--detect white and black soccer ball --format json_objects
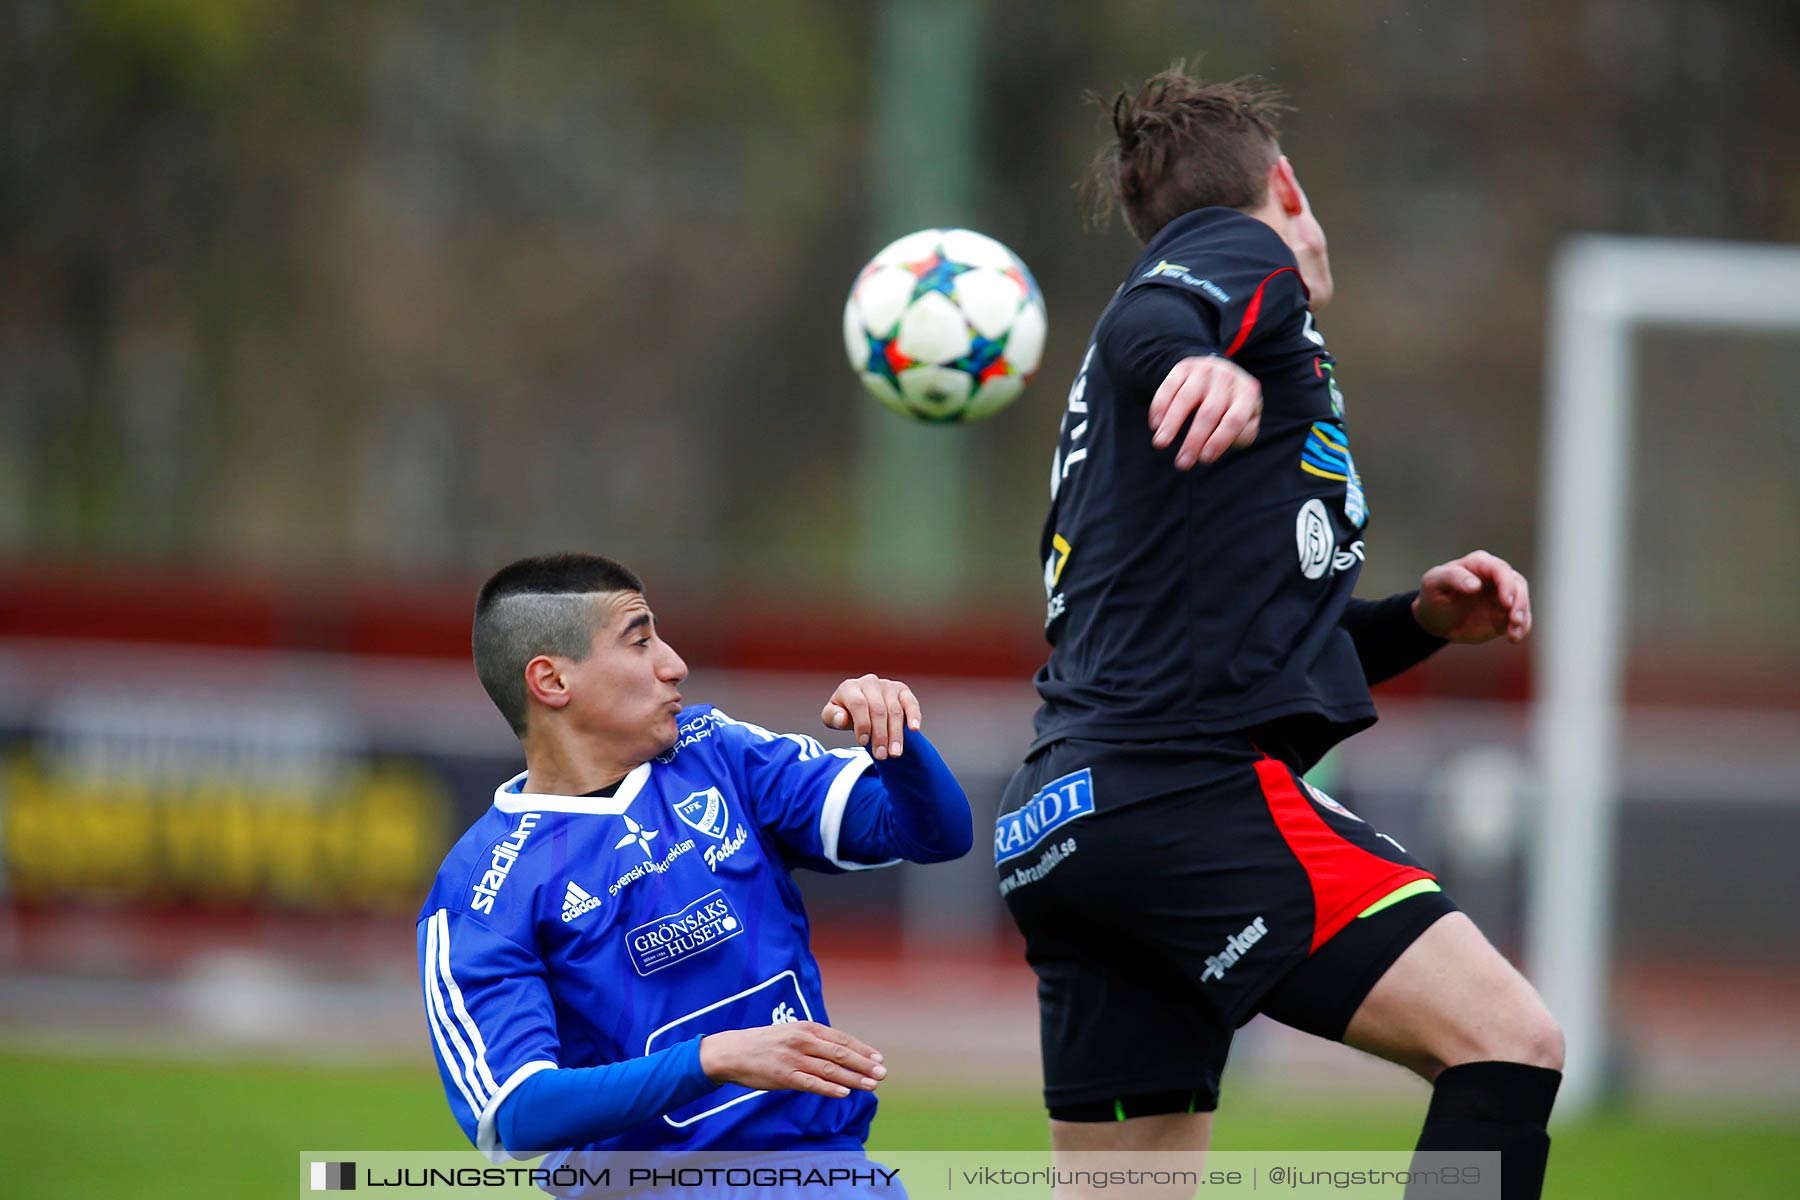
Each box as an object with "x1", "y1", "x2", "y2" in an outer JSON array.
[{"x1": 842, "y1": 228, "x2": 1047, "y2": 423}]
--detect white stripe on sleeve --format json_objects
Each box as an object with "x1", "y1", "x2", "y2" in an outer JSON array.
[
  {"x1": 425, "y1": 913, "x2": 491, "y2": 1111},
  {"x1": 434, "y1": 909, "x2": 502, "y2": 1096},
  {"x1": 818, "y1": 749, "x2": 899, "y2": 871},
  {"x1": 423, "y1": 910, "x2": 487, "y2": 1120},
  {"x1": 714, "y1": 710, "x2": 824, "y2": 760}
]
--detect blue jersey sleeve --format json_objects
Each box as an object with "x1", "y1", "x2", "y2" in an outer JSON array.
[
  {"x1": 835, "y1": 729, "x2": 974, "y2": 865},
  {"x1": 494, "y1": 1037, "x2": 716, "y2": 1154},
  {"x1": 418, "y1": 908, "x2": 560, "y2": 1161},
  {"x1": 707, "y1": 709, "x2": 888, "y2": 873}
]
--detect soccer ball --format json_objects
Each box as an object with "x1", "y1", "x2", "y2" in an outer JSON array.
[{"x1": 842, "y1": 228, "x2": 1047, "y2": 423}]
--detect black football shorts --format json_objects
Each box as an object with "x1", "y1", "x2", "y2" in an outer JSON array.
[{"x1": 995, "y1": 734, "x2": 1457, "y2": 1116}]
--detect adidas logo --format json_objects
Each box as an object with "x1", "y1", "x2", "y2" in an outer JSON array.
[{"x1": 561, "y1": 881, "x2": 603, "y2": 924}]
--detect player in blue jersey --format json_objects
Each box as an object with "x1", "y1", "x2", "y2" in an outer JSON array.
[
  {"x1": 420, "y1": 553, "x2": 972, "y2": 1176},
  {"x1": 996, "y1": 70, "x2": 1562, "y2": 1199}
]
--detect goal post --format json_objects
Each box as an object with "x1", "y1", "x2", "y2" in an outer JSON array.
[{"x1": 1530, "y1": 235, "x2": 1800, "y2": 1119}]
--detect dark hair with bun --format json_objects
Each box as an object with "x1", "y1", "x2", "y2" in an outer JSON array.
[{"x1": 1084, "y1": 65, "x2": 1286, "y2": 243}]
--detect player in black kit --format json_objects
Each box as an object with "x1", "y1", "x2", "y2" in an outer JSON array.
[{"x1": 997, "y1": 70, "x2": 1563, "y2": 1199}]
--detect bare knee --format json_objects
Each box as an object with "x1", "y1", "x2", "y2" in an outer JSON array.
[
  {"x1": 1519, "y1": 1010, "x2": 1566, "y2": 1072},
  {"x1": 1344, "y1": 915, "x2": 1566, "y2": 1081},
  {"x1": 1440, "y1": 1003, "x2": 1565, "y2": 1077}
]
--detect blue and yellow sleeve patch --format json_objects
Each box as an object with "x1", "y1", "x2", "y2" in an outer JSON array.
[
  {"x1": 1300, "y1": 421, "x2": 1367, "y2": 528},
  {"x1": 1301, "y1": 421, "x2": 1350, "y2": 481}
]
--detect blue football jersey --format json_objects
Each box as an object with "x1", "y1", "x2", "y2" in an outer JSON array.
[{"x1": 418, "y1": 705, "x2": 893, "y2": 1161}]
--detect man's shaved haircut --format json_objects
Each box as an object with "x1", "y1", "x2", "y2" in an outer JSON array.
[{"x1": 473, "y1": 553, "x2": 644, "y2": 737}]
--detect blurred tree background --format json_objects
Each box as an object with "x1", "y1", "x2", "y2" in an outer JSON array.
[{"x1": 4, "y1": 0, "x2": 1798, "y2": 636}]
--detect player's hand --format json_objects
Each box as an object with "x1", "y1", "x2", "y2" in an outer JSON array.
[
  {"x1": 1149, "y1": 355, "x2": 1262, "y2": 469},
  {"x1": 1412, "y1": 551, "x2": 1532, "y2": 644},
  {"x1": 698, "y1": 1021, "x2": 886, "y2": 1098},
  {"x1": 822, "y1": 674, "x2": 921, "y2": 760}
]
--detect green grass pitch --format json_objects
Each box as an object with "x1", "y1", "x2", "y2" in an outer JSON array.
[{"x1": 3, "y1": 1051, "x2": 1796, "y2": 1198}]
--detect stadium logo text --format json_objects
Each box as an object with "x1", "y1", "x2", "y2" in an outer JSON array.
[
  {"x1": 471, "y1": 812, "x2": 540, "y2": 914},
  {"x1": 995, "y1": 769, "x2": 1095, "y2": 866},
  {"x1": 627, "y1": 889, "x2": 743, "y2": 976},
  {"x1": 1200, "y1": 916, "x2": 1268, "y2": 982}
]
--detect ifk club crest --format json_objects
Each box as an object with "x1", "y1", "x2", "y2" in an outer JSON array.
[{"x1": 674, "y1": 787, "x2": 731, "y2": 839}]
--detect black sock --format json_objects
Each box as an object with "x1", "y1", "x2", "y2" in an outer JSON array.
[{"x1": 1406, "y1": 1060, "x2": 1561, "y2": 1200}]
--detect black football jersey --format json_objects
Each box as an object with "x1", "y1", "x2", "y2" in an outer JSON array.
[{"x1": 1033, "y1": 207, "x2": 1378, "y2": 766}]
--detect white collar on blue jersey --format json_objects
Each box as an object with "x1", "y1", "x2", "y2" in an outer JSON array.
[{"x1": 492, "y1": 760, "x2": 653, "y2": 815}]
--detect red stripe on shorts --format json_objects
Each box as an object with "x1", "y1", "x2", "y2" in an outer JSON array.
[{"x1": 1252, "y1": 756, "x2": 1436, "y2": 952}]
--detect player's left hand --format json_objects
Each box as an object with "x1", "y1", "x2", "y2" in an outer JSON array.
[
  {"x1": 822, "y1": 674, "x2": 921, "y2": 760},
  {"x1": 1149, "y1": 355, "x2": 1263, "y2": 470},
  {"x1": 1412, "y1": 550, "x2": 1532, "y2": 644}
]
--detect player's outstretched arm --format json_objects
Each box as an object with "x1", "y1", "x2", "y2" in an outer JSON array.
[
  {"x1": 700, "y1": 1020, "x2": 886, "y2": 1098},
  {"x1": 1149, "y1": 354, "x2": 1263, "y2": 469},
  {"x1": 492, "y1": 1021, "x2": 884, "y2": 1155}
]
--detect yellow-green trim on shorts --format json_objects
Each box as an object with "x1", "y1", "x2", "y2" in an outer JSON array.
[{"x1": 1357, "y1": 878, "x2": 1442, "y2": 919}]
